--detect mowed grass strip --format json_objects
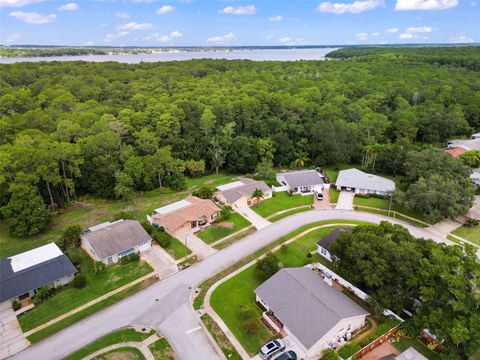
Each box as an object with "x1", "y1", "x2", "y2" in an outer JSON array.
[
  {"x1": 198, "y1": 213, "x2": 251, "y2": 244},
  {"x1": 252, "y1": 192, "x2": 313, "y2": 218},
  {"x1": 201, "y1": 313, "x2": 242, "y2": 360},
  {"x1": 92, "y1": 347, "x2": 146, "y2": 360},
  {"x1": 148, "y1": 338, "x2": 176, "y2": 360},
  {"x1": 452, "y1": 225, "x2": 480, "y2": 246},
  {"x1": 19, "y1": 248, "x2": 153, "y2": 332},
  {"x1": 64, "y1": 327, "x2": 154, "y2": 360},
  {"x1": 268, "y1": 207, "x2": 311, "y2": 222}
]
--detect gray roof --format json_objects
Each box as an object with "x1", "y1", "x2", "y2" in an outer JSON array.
[
  {"x1": 219, "y1": 178, "x2": 271, "y2": 204},
  {"x1": 396, "y1": 347, "x2": 428, "y2": 360},
  {"x1": 254, "y1": 268, "x2": 368, "y2": 349},
  {"x1": 0, "y1": 251, "x2": 77, "y2": 302},
  {"x1": 448, "y1": 138, "x2": 480, "y2": 151},
  {"x1": 336, "y1": 168, "x2": 395, "y2": 193},
  {"x1": 277, "y1": 170, "x2": 324, "y2": 188},
  {"x1": 317, "y1": 228, "x2": 353, "y2": 250},
  {"x1": 82, "y1": 220, "x2": 151, "y2": 259}
]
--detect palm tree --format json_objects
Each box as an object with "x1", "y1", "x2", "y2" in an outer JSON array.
[{"x1": 252, "y1": 188, "x2": 264, "y2": 205}]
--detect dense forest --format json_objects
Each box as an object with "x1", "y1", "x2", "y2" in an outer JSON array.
[{"x1": 1, "y1": 46, "x2": 479, "y2": 235}]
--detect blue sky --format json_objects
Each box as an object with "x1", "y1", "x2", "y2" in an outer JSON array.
[{"x1": 0, "y1": 0, "x2": 478, "y2": 46}]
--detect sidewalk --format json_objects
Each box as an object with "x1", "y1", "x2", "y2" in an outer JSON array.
[
  {"x1": 182, "y1": 232, "x2": 217, "y2": 259},
  {"x1": 236, "y1": 206, "x2": 271, "y2": 229}
]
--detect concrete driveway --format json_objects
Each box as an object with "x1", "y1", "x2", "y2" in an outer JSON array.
[
  {"x1": 0, "y1": 302, "x2": 29, "y2": 359},
  {"x1": 335, "y1": 191, "x2": 354, "y2": 210},
  {"x1": 141, "y1": 245, "x2": 178, "y2": 278},
  {"x1": 181, "y1": 232, "x2": 217, "y2": 259},
  {"x1": 467, "y1": 195, "x2": 480, "y2": 220},
  {"x1": 11, "y1": 210, "x2": 466, "y2": 360},
  {"x1": 236, "y1": 206, "x2": 271, "y2": 229}
]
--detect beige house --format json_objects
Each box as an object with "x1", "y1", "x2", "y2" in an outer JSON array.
[
  {"x1": 255, "y1": 268, "x2": 369, "y2": 358},
  {"x1": 149, "y1": 196, "x2": 221, "y2": 236},
  {"x1": 215, "y1": 178, "x2": 272, "y2": 208}
]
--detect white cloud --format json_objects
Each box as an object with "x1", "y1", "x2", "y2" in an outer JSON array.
[
  {"x1": 0, "y1": 0, "x2": 42, "y2": 8},
  {"x1": 394, "y1": 0, "x2": 458, "y2": 10},
  {"x1": 269, "y1": 15, "x2": 283, "y2": 22},
  {"x1": 386, "y1": 27, "x2": 399, "y2": 33},
  {"x1": 83, "y1": 40, "x2": 94, "y2": 46},
  {"x1": 9, "y1": 11, "x2": 56, "y2": 24},
  {"x1": 156, "y1": 5, "x2": 175, "y2": 15},
  {"x1": 206, "y1": 32, "x2": 237, "y2": 44},
  {"x1": 356, "y1": 32, "x2": 369, "y2": 40},
  {"x1": 278, "y1": 36, "x2": 305, "y2": 45},
  {"x1": 58, "y1": 2, "x2": 78, "y2": 11},
  {"x1": 449, "y1": 35, "x2": 474, "y2": 43},
  {"x1": 317, "y1": 0, "x2": 384, "y2": 14},
  {"x1": 406, "y1": 26, "x2": 433, "y2": 32},
  {"x1": 371, "y1": 32, "x2": 380, "y2": 36},
  {"x1": 6, "y1": 32, "x2": 21, "y2": 42},
  {"x1": 117, "y1": 31, "x2": 129, "y2": 37},
  {"x1": 115, "y1": 11, "x2": 130, "y2": 19},
  {"x1": 399, "y1": 33, "x2": 416, "y2": 39},
  {"x1": 117, "y1": 22, "x2": 153, "y2": 31},
  {"x1": 145, "y1": 30, "x2": 182, "y2": 43},
  {"x1": 103, "y1": 33, "x2": 115, "y2": 43},
  {"x1": 219, "y1": 5, "x2": 256, "y2": 15}
]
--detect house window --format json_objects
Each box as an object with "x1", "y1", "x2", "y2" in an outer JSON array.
[
  {"x1": 347, "y1": 324, "x2": 352, "y2": 331},
  {"x1": 107, "y1": 257, "x2": 113, "y2": 264},
  {"x1": 321, "y1": 249, "x2": 327, "y2": 255}
]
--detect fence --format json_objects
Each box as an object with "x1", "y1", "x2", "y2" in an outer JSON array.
[{"x1": 354, "y1": 325, "x2": 401, "y2": 359}]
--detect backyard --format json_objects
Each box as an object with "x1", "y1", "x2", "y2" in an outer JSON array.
[
  {"x1": 252, "y1": 192, "x2": 313, "y2": 218},
  {"x1": 197, "y1": 213, "x2": 251, "y2": 244},
  {"x1": 452, "y1": 224, "x2": 480, "y2": 246},
  {"x1": 18, "y1": 248, "x2": 153, "y2": 332},
  {"x1": 0, "y1": 172, "x2": 238, "y2": 258},
  {"x1": 209, "y1": 225, "x2": 359, "y2": 355}
]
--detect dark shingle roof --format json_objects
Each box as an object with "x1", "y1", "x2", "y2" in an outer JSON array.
[
  {"x1": 0, "y1": 253, "x2": 77, "y2": 302},
  {"x1": 316, "y1": 228, "x2": 353, "y2": 250},
  {"x1": 278, "y1": 170, "x2": 324, "y2": 188},
  {"x1": 255, "y1": 268, "x2": 368, "y2": 349}
]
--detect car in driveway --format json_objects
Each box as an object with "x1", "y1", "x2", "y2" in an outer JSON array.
[
  {"x1": 316, "y1": 191, "x2": 324, "y2": 200},
  {"x1": 273, "y1": 350, "x2": 297, "y2": 360},
  {"x1": 259, "y1": 339, "x2": 286, "y2": 359}
]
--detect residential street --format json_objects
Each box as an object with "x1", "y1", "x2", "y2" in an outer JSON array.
[{"x1": 10, "y1": 209, "x2": 467, "y2": 360}]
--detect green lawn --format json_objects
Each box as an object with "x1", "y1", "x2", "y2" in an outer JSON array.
[
  {"x1": 252, "y1": 192, "x2": 313, "y2": 218},
  {"x1": 19, "y1": 248, "x2": 153, "y2": 332},
  {"x1": 268, "y1": 207, "x2": 311, "y2": 222},
  {"x1": 329, "y1": 187, "x2": 339, "y2": 203},
  {"x1": 0, "y1": 172, "x2": 238, "y2": 258},
  {"x1": 452, "y1": 225, "x2": 480, "y2": 246},
  {"x1": 210, "y1": 224, "x2": 364, "y2": 355},
  {"x1": 165, "y1": 236, "x2": 192, "y2": 259},
  {"x1": 201, "y1": 313, "x2": 242, "y2": 360},
  {"x1": 198, "y1": 213, "x2": 251, "y2": 244},
  {"x1": 149, "y1": 338, "x2": 175, "y2": 360},
  {"x1": 92, "y1": 347, "x2": 146, "y2": 360},
  {"x1": 393, "y1": 337, "x2": 440, "y2": 360},
  {"x1": 64, "y1": 327, "x2": 155, "y2": 360}
]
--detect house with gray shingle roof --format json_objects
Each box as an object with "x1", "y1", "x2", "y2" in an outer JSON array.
[
  {"x1": 276, "y1": 169, "x2": 324, "y2": 195},
  {"x1": 254, "y1": 267, "x2": 369, "y2": 357},
  {"x1": 81, "y1": 220, "x2": 152, "y2": 264},
  {"x1": 215, "y1": 178, "x2": 272, "y2": 208},
  {"x1": 335, "y1": 168, "x2": 395, "y2": 196}
]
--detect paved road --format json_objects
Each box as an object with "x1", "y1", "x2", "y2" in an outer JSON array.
[{"x1": 10, "y1": 210, "x2": 462, "y2": 360}]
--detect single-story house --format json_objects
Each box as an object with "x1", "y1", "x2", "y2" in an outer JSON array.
[
  {"x1": 149, "y1": 196, "x2": 221, "y2": 236},
  {"x1": 316, "y1": 228, "x2": 353, "y2": 262},
  {"x1": 471, "y1": 169, "x2": 480, "y2": 187},
  {"x1": 276, "y1": 169, "x2": 324, "y2": 194},
  {"x1": 215, "y1": 178, "x2": 272, "y2": 208},
  {"x1": 394, "y1": 347, "x2": 428, "y2": 360},
  {"x1": 255, "y1": 268, "x2": 369, "y2": 357},
  {"x1": 445, "y1": 137, "x2": 480, "y2": 158},
  {"x1": 335, "y1": 168, "x2": 395, "y2": 196},
  {"x1": 472, "y1": 132, "x2": 480, "y2": 140},
  {"x1": 0, "y1": 243, "x2": 77, "y2": 305},
  {"x1": 81, "y1": 220, "x2": 152, "y2": 264}
]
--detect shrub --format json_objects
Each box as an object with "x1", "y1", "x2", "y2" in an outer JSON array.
[
  {"x1": 32, "y1": 286, "x2": 56, "y2": 304},
  {"x1": 67, "y1": 251, "x2": 82, "y2": 267},
  {"x1": 321, "y1": 348, "x2": 341, "y2": 360},
  {"x1": 140, "y1": 220, "x2": 154, "y2": 235},
  {"x1": 113, "y1": 211, "x2": 138, "y2": 221},
  {"x1": 91, "y1": 261, "x2": 106, "y2": 276},
  {"x1": 465, "y1": 218, "x2": 479, "y2": 227},
  {"x1": 338, "y1": 343, "x2": 361, "y2": 359},
  {"x1": 165, "y1": 173, "x2": 187, "y2": 191},
  {"x1": 244, "y1": 319, "x2": 261, "y2": 334},
  {"x1": 192, "y1": 185, "x2": 213, "y2": 199},
  {"x1": 255, "y1": 253, "x2": 279, "y2": 280},
  {"x1": 12, "y1": 300, "x2": 21, "y2": 311},
  {"x1": 152, "y1": 231, "x2": 172, "y2": 248},
  {"x1": 61, "y1": 224, "x2": 82, "y2": 250},
  {"x1": 215, "y1": 206, "x2": 232, "y2": 222},
  {"x1": 128, "y1": 252, "x2": 140, "y2": 262},
  {"x1": 306, "y1": 252, "x2": 312, "y2": 258},
  {"x1": 72, "y1": 274, "x2": 87, "y2": 288}
]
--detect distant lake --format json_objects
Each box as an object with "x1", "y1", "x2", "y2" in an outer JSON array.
[{"x1": 0, "y1": 47, "x2": 338, "y2": 64}]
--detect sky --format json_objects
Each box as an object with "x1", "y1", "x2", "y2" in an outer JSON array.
[{"x1": 0, "y1": 0, "x2": 478, "y2": 46}]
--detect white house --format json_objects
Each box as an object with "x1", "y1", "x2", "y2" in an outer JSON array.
[
  {"x1": 316, "y1": 228, "x2": 352, "y2": 262},
  {"x1": 471, "y1": 169, "x2": 480, "y2": 187},
  {"x1": 276, "y1": 170, "x2": 324, "y2": 195},
  {"x1": 215, "y1": 178, "x2": 272, "y2": 208},
  {"x1": 81, "y1": 220, "x2": 152, "y2": 264},
  {"x1": 254, "y1": 268, "x2": 369, "y2": 358},
  {"x1": 0, "y1": 243, "x2": 77, "y2": 305},
  {"x1": 335, "y1": 168, "x2": 395, "y2": 196}
]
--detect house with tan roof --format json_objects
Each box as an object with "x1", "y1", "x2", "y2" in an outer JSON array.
[
  {"x1": 215, "y1": 178, "x2": 272, "y2": 208},
  {"x1": 149, "y1": 196, "x2": 221, "y2": 236}
]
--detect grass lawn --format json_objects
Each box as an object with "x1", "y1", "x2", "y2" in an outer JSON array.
[
  {"x1": 452, "y1": 225, "x2": 480, "y2": 246},
  {"x1": 252, "y1": 192, "x2": 313, "y2": 218},
  {"x1": 148, "y1": 338, "x2": 175, "y2": 360},
  {"x1": 329, "y1": 188, "x2": 339, "y2": 203},
  {"x1": 164, "y1": 236, "x2": 191, "y2": 259},
  {"x1": 198, "y1": 213, "x2": 251, "y2": 244},
  {"x1": 92, "y1": 347, "x2": 146, "y2": 360},
  {"x1": 213, "y1": 228, "x2": 257, "y2": 250},
  {"x1": 0, "y1": 172, "x2": 238, "y2": 258},
  {"x1": 210, "y1": 224, "x2": 364, "y2": 355},
  {"x1": 268, "y1": 207, "x2": 311, "y2": 222},
  {"x1": 64, "y1": 327, "x2": 154, "y2": 360},
  {"x1": 201, "y1": 313, "x2": 242, "y2": 360},
  {"x1": 393, "y1": 337, "x2": 440, "y2": 360},
  {"x1": 19, "y1": 248, "x2": 153, "y2": 332}
]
